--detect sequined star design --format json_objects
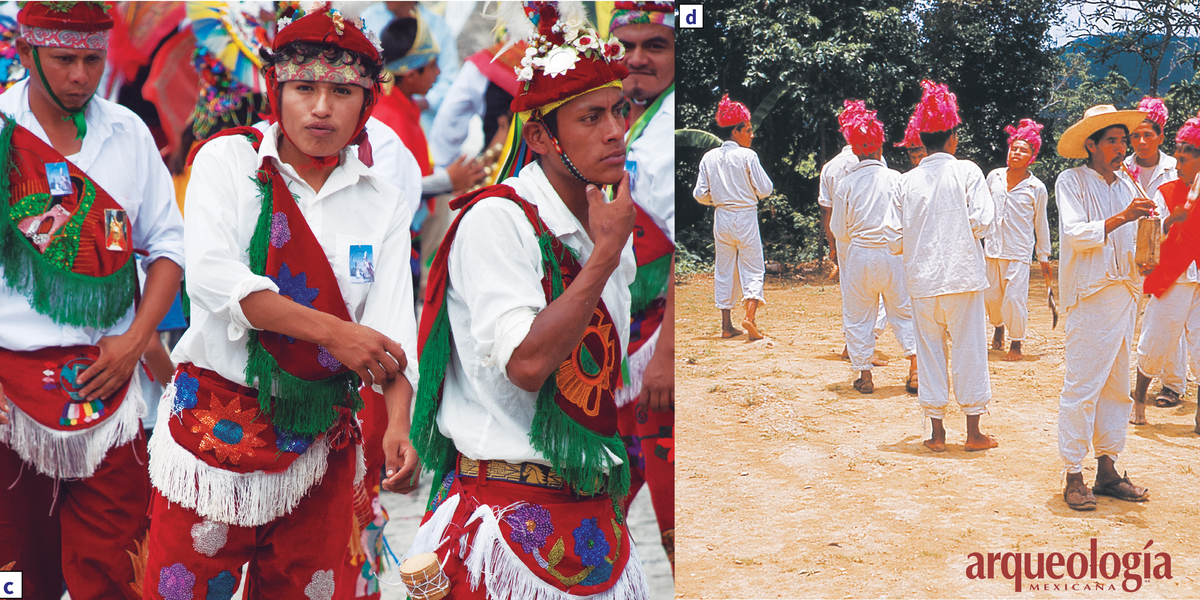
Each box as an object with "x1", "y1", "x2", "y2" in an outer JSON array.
[
  {"x1": 190, "y1": 394, "x2": 268, "y2": 465},
  {"x1": 267, "y1": 263, "x2": 319, "y2": 343}
]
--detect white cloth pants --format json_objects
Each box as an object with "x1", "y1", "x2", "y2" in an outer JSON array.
[
  {"x1": 838, "y1": 240, "x2": 888, "y2": 338},
  {"x1": 1058, "y1": 283, "x2": 1137, "y2": 474},
  {"x1": 911, "y1": 291, "x2": 991, "y2": 419},
  {"x1": 1136, "y1": 281, "x2": 1200, "y2": 392},
  {"x1": 984, "y1": 258, "x2": 1031, "y2": 341},
  {"x1": 841, "y1": 245, "x2": 916, "y2": 371},
  {"x1": 714, "y1": 207, "x2": 765, "y2": 309}
]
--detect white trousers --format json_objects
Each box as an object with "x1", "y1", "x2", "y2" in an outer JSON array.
[
  {"x1": 841, "y1": 245, "x2": 916, "y2": 371},
  {"x1": 714, "y1": 208, "x2": 765, "y2": 310},
  {"x1": 838, "y1": 240, "x2": 887, "y2": 338},
  {"x1": 984, "y1": 258, "x2": 1031, "y2": 341},
  {"x1": 1136, "y1": 281, "x2": 1200, "y2": 392},
  {"x1": 1058, "y1": 283, "x2": 1136, "y2": 474},
  {"x1": 912, "y1": 291, "x2": 991, "y2": 419}
]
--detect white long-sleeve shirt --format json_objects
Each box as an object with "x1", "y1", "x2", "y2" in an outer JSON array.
[
  {"x1": 693, "y1": 141, "x2": 773, "y2": 210},
  {"x1": 885, "y1": 152, "x2": 994, "y2": 298},
  {"x1": 0, "y1": 79, "x2": 184, "y2": 351},
  {"x1": 438, "y1": 162, "x2": 635, "y2": 466},
  {"x1": 428, "y1": 60, "x2": 488, "y2": 169},
  {"x1": 830, "y1": 158, "x2": 900, "y2": 249},
  {"x1": 628, "y1": 90, "x2": 675, "y2": 241},
  {"x1": 171, "y1": 123, "x2": 419, "y2": 394},
  {"x1": 818, "y1": 145, "x2": 857, "y2": 209},
  {"x1": 1124, "y1": 151, "x2": 1176, "y2": 200},
  {"x1": 983, "y1": 168, "x2": 1052, "y2": 263},
  {"x1": 1055, "y1": 165, "x2": 1141, "y2": 313}
]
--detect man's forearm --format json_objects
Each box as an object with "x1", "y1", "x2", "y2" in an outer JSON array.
[
  {"x1": 506, "y1": 248, "x2": 620, "y2": 392},
  {"x1": 382, "y1": 375, "x2": 414, "y2": 431},
  {"x1": 241, "y1": 290, "x2": 341, "y2": 347}
]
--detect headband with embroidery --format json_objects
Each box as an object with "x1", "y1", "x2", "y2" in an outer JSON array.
[
  {"x1": 716, "y1": 93, "x2": 750, "y2": 128},
  {"x1": 1138, "y1": 96, "x2": 1168, "y2": 129},
  {"x1": 17, "y1": 1, "x2": 112, "y2": 50},
  {"x1": 610, "y1": 1, "x2": 675, "y2": 30},
  {"x1": 915, "y1": 79, "x2": 961, "y2": 134},
  {"x1": 838, "y1": 99, "x2": 884, "y2": 155},
  {"x1": 1005, "y1": 118, "x2": 1044, "y2": 163}
]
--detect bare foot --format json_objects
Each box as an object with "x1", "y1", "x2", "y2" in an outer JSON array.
[
  {"x1": 1130, "y1": 400, "x2": 1147, "y2": 425},
  {"x1": 1003, "y1": 349, "x2": 1022, "y2": 361},
  {"x1": 923, "y1": 438, "x2": 946, "y2": 452},
  {"x1": 722, "y1": 328, "x2": 743, "y2": 339},
  {"x1": 964, "y1": 433, "x2": 999, "y2": 451},
  {"x1": 742, "y1": 320, "x2": 763, "y2": 341},
  {"x1": 871, "y1": 354, "x2": 890, "y2": 367},
  {"x1": 991, "y1": 326, "x2": 1005, "y2": 351}
]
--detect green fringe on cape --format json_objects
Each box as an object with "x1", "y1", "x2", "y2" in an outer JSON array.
[
  {"x1": 0, "y1": 116, "x2": 136, "y2": 329},
  {"x1": 241, "y1": 166, "x2": 362, "y2": 436},
  {"x1": 629, "y1": 253, "x2": 672, "y2": 314}
]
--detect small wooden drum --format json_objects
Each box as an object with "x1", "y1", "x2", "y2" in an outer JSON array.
[
  {"x1": 399, "y1": 553, "x2": 450, "y2": 600},
  {"x1": 1136, "y1": 217, "x2": 1162, "y2": 268}
]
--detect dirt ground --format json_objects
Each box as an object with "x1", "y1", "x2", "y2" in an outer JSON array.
[{"x1": 675, "y1": 263, "x2": 1200, "y2": 598}]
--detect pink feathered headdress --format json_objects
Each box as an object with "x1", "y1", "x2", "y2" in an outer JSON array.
[
  {"x1": 895, "y1": 112, "x2": 923, "y2": 148},
  {"x1": 914, "y1": 80, "x2": 961, "y2": 133},
  {"x1": 1138, "y1": 96, "x2": 1168, "y2": 129},
  {"x1": 838, "y1": 99, "x2": 884, "y2": 155},
  {"x1": 716, "y1": 93, "x2": 751, "y2": 128},
  {"x1": 1005, "y1": 118, "x2": 1044, "y2": 162},
  {"x1": 1177, "y1": 111, "x2": 1200, "y2": 148}
]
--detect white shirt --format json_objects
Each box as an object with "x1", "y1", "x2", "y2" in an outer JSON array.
[
  {"x1": 830, "y1": 158, "x2": 900, "y2": 249},
  {"x1": 1124, "y1": 151, "x2": 1177, "y2": 200},
  {"x1": 438, "y1": 163, "x2": 635, "y2": 466},
  {"x1": 693, "y1": 141, "x2": 773, "y2": 210},
  {"x1": 1150, "y1": 187, "x2": 1200, "y2": 283},
  {"x1": 627, "y1": 89, "x2": 675, "y2": 241},
  {"x1": 428, "y1": 60, "x2": 489, "y2": 168},
  {"x1": 886, "y1": 152, "x2": 994, "y2": 298},
  {"x1": 984, "y1": 168, "x2": 1051, "y2": 263},
  {"x1": 171, "y1": 123, "x2": 419, "y2": 393},
  {"x1": 818, "y1": 145, "x2": 858, "y2": 209},
  {"x1": 1055, "y1": 165, "x2": 1141, "y2": 313},
  {"x1": 0, "y1": 79, "x2": 184, "y2": 351}
]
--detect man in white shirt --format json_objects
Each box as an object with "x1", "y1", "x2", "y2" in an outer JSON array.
[
  {"x1": 885, "y1": 80, "x2": 996, "y2": 453},
  {"x1": 144, "y1": 10, "x2": 420, "y2": 595},
  {"x1": 404, "y1": 6, "x2": 649, "y2": 597},
  {"x1": 1127, "y1": 96, "x2": 1188, "y2": 408},
  {"x1": 0, "y1": 4, "x2": 183, "y2": 598},
  {"x1": 693, "y1": 94, "x2": 772, "y2": 340},
  {"x1": 1054, "y1": 104, "x2": 1156, "y2": 511},
  {"x1": 831, "y1": 101, "x2": 917, "y2": 395},
  {"x1": 985, "y1": 119, "x2": 1053, "y2": 361}
]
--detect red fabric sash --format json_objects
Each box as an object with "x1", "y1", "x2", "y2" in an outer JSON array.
[
  {"x1": 628, "y1": 205, "x2": 673, "y2": 356},
  {"x1": 0, "y1": 345, "x2": 130, "y2": 432},
  {"x1": 1145, "y1": 180, "x2": 1200, "y2": 297}
]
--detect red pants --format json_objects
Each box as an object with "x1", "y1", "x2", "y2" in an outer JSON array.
[
  {"x1": 617, "y1": 402, "x2": 675, "y2": 569},
  {"x1": 143, "y1": 444, "x2": 356, "y2": 599},
  {"x1": 337, "y1": 388, "x2": 389, "y2": 599},
  {"x1": 0, "y1": 436, "x2": 150, "y2": 600}
]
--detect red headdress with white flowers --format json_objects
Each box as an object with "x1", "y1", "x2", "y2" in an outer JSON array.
[
  {"x1": 914, "y1": 80, "x2": 961, "y2": 134},
  {"x1": 895, "y1": 112, "x2": 923, "y2": 148},
  {"x1": 1177, "y1": 111, "x2": 1200, "y2": 149},
  {"x1": 838, "y1": 100, "x2": 884, "y2": 155},
  {"x1": 716, "y1": 93, "x2": 751, "y2": 128},
  {"x1": 1005, "y1": 118, "x2": 1044, "y2": 162},
  {"x1": 1139, "y1": 96, "x2": 1168, "y2": 129}
]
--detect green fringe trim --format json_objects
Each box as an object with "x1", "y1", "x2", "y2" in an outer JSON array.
[
  {"x1": 412, "y1": 303, "x2": 457, "y2": 474},
  {"x1": 629, "y1": 253, "x2": 672, "y2": 314},
  {"x1": 241, "y1": 166, "x2": 361, "y2": 436},
  {"x1": 0, "y1": 117, "x2": 136, "y2": 329},
  {"x1": 529, "y1": 377, "x2": 631, "y2": 523}
]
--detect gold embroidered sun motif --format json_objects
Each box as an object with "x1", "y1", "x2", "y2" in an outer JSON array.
[
  {"x1": 556, "y1": 308, "x2": 615, "y2": 417},
  {"x1": 190, "y1": 394, "x2": 268, "y2": 465}
]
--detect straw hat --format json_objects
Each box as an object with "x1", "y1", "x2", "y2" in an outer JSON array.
[{"x1": 1057, "y1": 105, "x2": 1147, "y2": 159}]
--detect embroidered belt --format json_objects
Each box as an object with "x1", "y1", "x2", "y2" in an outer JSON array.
[
  {"x1": 0, "y1": 345, "x2": 131, "y2": 432},
  {"x1": 456, "y1": 454, "x2": 605, "y2": 494}
]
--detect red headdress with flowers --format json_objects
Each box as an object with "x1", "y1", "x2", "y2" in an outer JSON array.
[
  {"x1": 1004, "y1": 118, "x2": 1044, "y2": 163},
  {"x1": 716, "y1": 93, "x2": 751, "y2": 128},
  {"x1": 895, "y1": 112, "x2": 923, "y2": 148},
  {"x1": 1139, "y1": 96, "x2": 1168, "y2": 129},
  {"x1": 838, "y1": 100, "x2": 884, "y2": 155},
  {"x1": 1177, "y1": 111, "x2": 1200, "y2": 149},
  {"x1": 914, "y1": 80, "x2": 961, "y2": 134}
]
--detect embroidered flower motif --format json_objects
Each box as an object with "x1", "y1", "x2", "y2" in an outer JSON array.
[
  {"x1": 206, "y1": 570, "x2": 237, "y2": 600},
  {"x1": 190, "y1": 519, "x2": 229, "y2": 558},
  {"x1": 329, "y1": 10, "x2": 345, "y2": 36},
  {"x1": 622, "y1": 434, "x2": 646, "y2": 471},
  {"x1": 580, "y1": 560, "x2": 613, "y2": 586},
  {"x1": 505, "y1": 504, "x2": 554, "y2": 554},
  {"x1": 174, "y1": 372, "x2": 200, "y2": 412},
  {"x1": 274, "y1": 424, "x2": 315, "y2": 454},
  {"x1": 572, "y1": 517, "x2": 610, "y2": 566},
  {"x1": 157, "y1": 563, "x2": 196, "y2": 600},
  {"x1": 603, "y1": 36, "x2": 626, "y2": 61},
  {"x1": 304, "y1": 569, "x2": 336, "y2": 600},
  {"x1": 655, "y1": 436, "x2": 674, "y2": 464},
  {"x1": 542, "y1": 46, "x2": 579, "y2": 78},
  {"x1": 269, "y1": 263, "x2": 320, "y2": 309},
  {"x1": 191, "y1": 394, "x2": 269, "y2": 465},
  {"x1": 270, "y1": 212, "x2": 291, "y2": 248},
  {"x1": 317, "y1": 346, "x2": 342, "y2": 371}
]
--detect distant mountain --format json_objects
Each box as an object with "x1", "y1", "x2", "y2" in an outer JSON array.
[{"x1": 1062, "y1": 34, "x2": 1197, "y2": 94}]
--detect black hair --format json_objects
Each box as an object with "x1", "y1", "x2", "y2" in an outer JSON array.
[
  {"x1": 529, "y1": 109, "x2": 560, "y2": 161},
  {"x1": 483, "y1": 81, "x2": 513, "y2": 144},
  {"x1": 1084, "y1": 124, "x2": 1129, "y2": 160},
  {"x1": 1144, "y1": 119, "x2": 1163, "y2": 136},
  {"x1": 380, "y1": 17, "x2": 430, "y2": 73},
  {"x1": 1177, "y1": 142, "x2": 1200, "y2": 158},
  {"x1": 718, "y1": 121, "x2": 748, "y2": 140},
  {"x1": 919, "y1": 129, "x2": 954, "y2": 152}
]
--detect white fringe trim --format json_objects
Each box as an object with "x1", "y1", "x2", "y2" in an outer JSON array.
[
  {"x1": 615, "y1": 327, "x2": 659, "y2": 408},
  {"x1": 147, "y1": 387, "x2": 335, "y2": 528},
  {"x1": 401, "y1": 499, "x2": 650, "y2": 600},
  {"x1": 0, "y1": 375, "x2": 145, "y2": 479}
]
